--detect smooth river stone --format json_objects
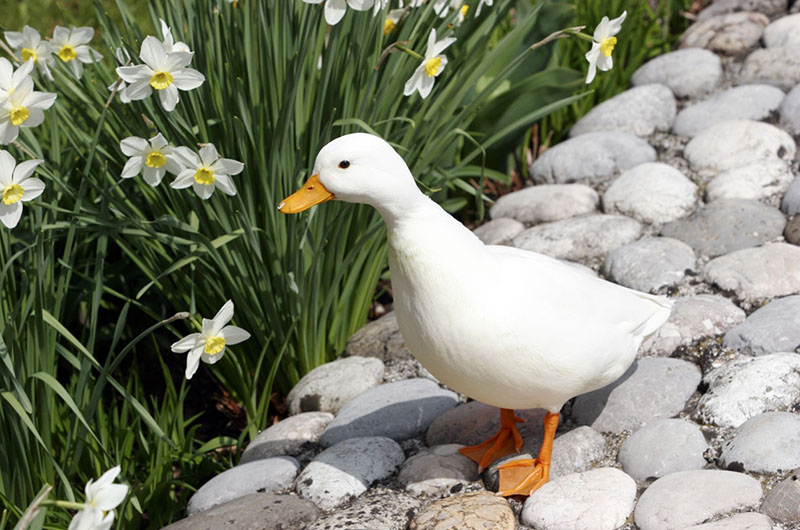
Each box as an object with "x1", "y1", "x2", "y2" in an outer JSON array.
[
  {"x1": 720, "y1": 411, "x2": 800, "y2": 473},
  {"x1": 409, "y1": 492, "x2": 515, "y2": 530},
  {"x1": 684, "y1": 513, "x2": 774, "y2": 530},
  {"x1": 397, "y1": 444, "x2": 479, "y2": 497},
  {"x1": 762, "y1": 473, "x2": 800, "y2": 522},
  {"x1": 489, "y1": 184, "x2": 598, "y2": 225},
  {"x1": 618, "y1": 418, "x2": 709, "y2": 482},
  {"x1": 569, "y1": 84, "x2": 676, "y2": 138},
  {"x1": 779, "y1": 84, "x2": 800, "y2": 136},
  {"x1": 787, "y1": 216, "x2": 800, "y2": 246},
  {"x1": 782, "y1": 177, "x2": 800, "y2": 216},
  {"x1": 673, "y1": 85, "x2": 785, "y2": 137},
  {"x1": 681, "y1": 12, "x2": 769, "y2": 55},
  {"x1": 703, "y1": 243, "x2": 800, "y2": 301},
  {"x1": 345, "y1": 311, "x2": 412, "y2": 363},
  {"x1": 240, "y1": 412, "x2": 333, "y2": 463},
  {"x1": 473, "y1": 217, "x2": 524, "y2": 245},
  {"x1": 602, "y1": 237, "x2": 696, "y2": 293},
  {"x1": 632, "y1": 49, "x2": 722, "y2": 97},
  {"x1": 763, "y1": 13, "x2": 800, "y2": 47},
  {"x1": 286, "y1": 356, "x2": 384, "y2": 415},
  {"x1": 602, "y1": 162, "x2": 697, "y2": 224},
  {"x1": 696, "y1": 0, "x2": 786, "y2": 20},
  {"x1": 739, "y1": 46, "x2": 800, "y2": 90},
  {"x1": 705, "y1": 159, "x2": 793, "y2": 202},
  {"x1": 723, "y1": 295, "x2": 800, "y2": 355}
]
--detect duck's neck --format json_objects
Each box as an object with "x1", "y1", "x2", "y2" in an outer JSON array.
[{"x1": 372, "y1": 187, "x2": 440, "y2": 232}]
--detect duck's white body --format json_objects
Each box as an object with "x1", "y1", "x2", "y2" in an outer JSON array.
[{"x1": 281, "y1": 133, "x2": 673, "y2": 415}]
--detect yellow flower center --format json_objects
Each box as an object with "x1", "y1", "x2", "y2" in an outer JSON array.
[
  {"x1": 10, "y1": 106, "x2": 29, "y2": 126},
  {"x1": 194, "y1": 167, "x2": 215, "y2": 185},
  {"x1": 2, "y1": 184, "x2": 24, "y2": 205},
  {"x1": 149, "y1": 71, "x2": 174, "y2": 90},
  {"x1": 424, "y1": 57, "x2": 442, "y2": 77},
  {"x1": 600, "y1": 36, "x2": 617, "y2": 58},
  {"x1": 460, "y1": 4, "x2": 469, "y2": 17},
  {"x1": 58, "y1": 44, "x2": 77, "y2": 62},
  {"x1": 21, "y1": 48, "x2": 37, "y2": 62},
  {"x1": 145, "y1": 151, "x2": 166, "y2": 168},
  {"x1": 383, "y1": 18, "x2": 396, "y2": 35},
  {"x1": 204, "y1": 336, "x2": 226, "y2": 355}
]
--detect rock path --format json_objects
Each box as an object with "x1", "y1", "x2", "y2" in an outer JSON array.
[{"x1": 165, "y1": 1, "x2": 800, "y2": 528}]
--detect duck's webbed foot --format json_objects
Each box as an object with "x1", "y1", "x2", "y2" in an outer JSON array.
[
  {"x1": 496, "y1": 411, "x2": 560, "y2": 497},
  {"x1": 458, "y1": 408, "x2": 525, "y2": 472}
]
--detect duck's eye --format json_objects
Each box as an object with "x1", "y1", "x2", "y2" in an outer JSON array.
[{"x1": 338, "y1": 160, "x2": 350, "y2": 169}]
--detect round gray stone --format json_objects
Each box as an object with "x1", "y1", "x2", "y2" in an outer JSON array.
[
  {"x1": 426, "y1": 401, "x2": 547, "y2": 447},
  {"x1": 684, "y1": 120, "x2": 795, "y2": 178},
  {"x1": 720, "y1": 411, "x2": 800, "y2": 473},
  {"x1": 723, "y1": 295, "x2": 800, "y2": 355},
  {"x1": 694, "y1": 352, "x2": 800, "y2": 429},
  {"x1": 602, "y1": 163, "x2": 697, "y2": 224},
  {"x1": 779, "y1": 84, "x2": 800, "y2": 136},
  {"x1": 320, "y1": 378, "x2": 459, "y2": 447},
  {"x1": 641, "y1": 294, "x2": 746, "y2": 357},
  {"x1": 673, "y1": 85, "x2": 785, "y2": 137},
  {"x1": 305, "y1": 489, "x2": 421, "y2": 530},
  {"x1": 782, "y1": 177, "x2": 800, "y2": 217},
  {"x1": 704, "y1": 243, "x2": 800, "y2": 301},
  {"x1": 632, "y1": 49, "x2": 722, "y2": 97},
  {"x1": 520, "y1": 468, "x2": 636, "y2": 530},
  {"x1": 684, "y1": 513, "x2": 774, "y2": 530},
  {"x1": 472, "y1": 217, "x2": 524, "y2": 245},
  {"x1": 634, "y1": 470, "x2": 763, "y2": 530},
  {"x1": 241, "y1": 412, "x2": 334, "y2": 463},
  {"x1": 489, "y1": 184, "x2": 599, "y2": 225},
  {"x1": 761, "y1": 472, "x2": 800, "y2": 522},
  {"x1": 602, "y1": 237, "x2": 696, "y2": 293},
  {"x1": 572, "y1": 358, "x2": 701, "y2": 433},
  {"x1": 739, "y1": 46, "x2": 800, "y2": 90},
  {"x1": 705, "y1": 159, "x2": 793, "y2": 202},
  {"x1": 512, "y1": 214, "x2": 642, "y2": 261},
  {"x1": 161, "y1": 492, "x2": 321, "y2": 530},
  {"x1": 787, "y1": 215, "x2": 800, "y2": 245},
  {"x1": 618, "y1": 419, "x2": 709, "y2": 482},
  {"x1": 681, "y1": 12, "x2": 769, "y2": 56},
  {"x1": 187, "y1": 457, "x2": 300, "y2": 515},
  {"x1": 397, "y1": 444, "x2": 479, "y2": 497},
  {"x1": 697, "y1": 0, "x2": 786, "y2": 20},
  {"x1": 569, "y1": 84, "x2": 676, "y2": 138},
  {"x1": 346, "y1": 311, "x2": 412, "y2": 363},
  {"x1": 764, "y1": 13, "x2": 800, "y2": 47},
  {"x1": 295, "y1": 436, "x2": 405, "y2": 510},
  {"x1": 530, "y1": 132, "x2": 656, "y2": 185},
  {"x1": 660, "y1": 199, "x2": 786, "y2": 258},
  {"x1": 286, "y1": 356, "x2": 384, "y2": 415}
]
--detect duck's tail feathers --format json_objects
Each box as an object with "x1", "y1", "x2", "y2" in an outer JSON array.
[{"x1": 628, "y1": 293, "x2": 673, "y2": 339}]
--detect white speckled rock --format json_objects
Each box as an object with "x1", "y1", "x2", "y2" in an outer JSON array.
[
  {"x1": 632, "y1": 49, "x2": 722, "y2": 97},
  {"x1": 520, "y1": 468, "x2": 636, "y2": 530},
  {"x1": 512, "y1": 214, "x2": 642, "y2": 261},
  {"x1": 320, "y1": 378, "x2": 459, "y2": 447},
  {"x1": 761, "y1": 473, "x2": 800, "y2": 523},
  {"x1": 684, "y1": 513, "x2": 774, "y2": 530},
  {"x1": 398, "y1": 444, "x2": 478, "y2": 497},
  {"x1": 573, "y1": 358, "x2": 701, "y2": 433},
  {"x1": 530, "y1": 132, "x2": 656, "y2": 185},
  {"x1": 723, "y1": 295, "x2": 800, "y2": 355},
  {"x1": 286, "y1": 356, "x2": 384, "y2": 415},
  {"x1": 641, "y1": 295, "x2": 745, "y2": 357},
  {"x1": 673, "y1": 85, "x2": 785, "y2": 137},
  {"x1": 570, "y1": 84, "x2": 676, "y2": 138},
  {"x1": 704, "y1": 243, "x2": 800, "y2": 301},
  {"x1": 602, "y1": 163, "x2": 697, "y2": 224},
  {"x1": 489, "y1": 184, "x2": 598, "y2": 225},
  {"x1": 697, "y1": 0, "x2": 786, "y2": 20},
  {"x1": 187, "y1": 457, "x2": 300, "y2": 515},
  {"x1": 779, "y1": 85, "x2": 800, "y2": 136},
  {"x1": 720, "y1": 412, "x2": 800, "y2": 473},
  {"x1": 634, "y1": 470, "x2": 763, "y2": 530},
  {"x1": 618, "y1": 419, "x2": 709, "y2": 482},
  {"x1": 681, "y1": 12, "x2": 769, "y2": 55},
  {"x1": 241, "y1": 412, "x2": 334, "y2": 463},
  {"x1": 763, "y1": 13, "x2": 800, "y2": 47},
  {"x1": 472, "y1": 217, "x2": 524, "y2": 245},
  {"x1": 695, "y1": 353, "x2": 800, "y2": 429},
  {"x1": 306, "y1": 489, "x2": 421, "y2": 530},
  {"x1": 739, "y1": 46, "x2": 800, "y2": 90},
  {"x1": 295, "y1": 437, "x2": 405, "y2": 510},
  {"x1": 602, "y1": 237, "x2": 695, "y2": 293},
  {"x1": 684, "y1": 120, "x2": 795, "y2": 178},
  {"x1": 705, "y1": 159, "x2": 793, "y2": 202},
  {"x1": 409, "y1": 491, "x2": 515, "y2": 530},
  {"x1": 782, "y1": 177, "x2": 800, "y2": 216}
]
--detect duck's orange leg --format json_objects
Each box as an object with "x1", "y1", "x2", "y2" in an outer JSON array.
[
  {"x1": 458, "y1": 408, "x2": 525, "y2": 472},
  {"x1": 496, "y1": 412, "x2": 560, "y2": 497}
]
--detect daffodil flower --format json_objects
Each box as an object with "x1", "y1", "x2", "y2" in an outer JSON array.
[
  {"x1": 51, "y1": 26, "x2": 102, "y2": 79},
  {"x1": 0, "y1": 57, "x2": 34, "y2": 99},
  {"x1": 116, "y1": 36, "x2": 205, "y2": 112},
  {"x1": 4, "y1": 26, "x2": 55, "y2": 81},
  {"x1": 170, "y1": 300, "x2": 251, "y2": 380},
  {"x1": 68, "y1": 466, "x2": 128, "y2": 530},
  {"x1": 301, "y1": 0, "x2": 375, "y2": 26},
  {"x1": 383, "y1": 9, "x2": 405, "y2": 34},
  {"x1": 475, "y1": 0, "x2": 492, "y2": 16},
  {"x1": 109, "y1": 48, "x2": 132, "y2": 103},
  {"x1": 120, "y1": 134, "x2": 181, "y2": 186},
  {"x1": 170, "y1": 144, "x2": 244, "y2": 200},
  {"x1": 0, "y1": 150, "x2": 44, "y2": 229},
  {"x1": 403, "y1": 29, "x2": 456, "y2": 99},
  {"x1": 159, "y1": 19, "x2": 191, "y2": 54},
  {"x1": 0, "y1": 75, "x2": 57, "y2": 144},
  {"x1": 585, "y1": 11, "x2": 626, "y2": 84}
]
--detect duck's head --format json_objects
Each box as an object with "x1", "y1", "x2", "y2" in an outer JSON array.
[{"x1": 278, "y1": 133, "x2": 420, "y2": 215}]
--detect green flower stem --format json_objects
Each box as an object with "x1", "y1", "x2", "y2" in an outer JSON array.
[
  {"x1": 40, "y1": 500, "x2": 88, "y2": 511},
  {"x1": 564, "y1": 28, "x2": 594, "y2": 43},
  {"x1": 529, "y1": 25, "x2": 589, "y2": 53},
  {"x1": 395, "y1": 44, "x2": 424, "y2": 61}
]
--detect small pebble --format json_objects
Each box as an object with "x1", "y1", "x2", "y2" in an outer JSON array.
[
  {"x1": 286, "y1": 356, "x2": 384, "y2": 415},
  {"x1": 723, "y1": 295, "x2": 800, "y2": 355},
  {"x1": 720, "y1": 411, "x2": 800, "y2": 473},
  {"x1": 763, "y1": 13, "x2": 800, "y2": 48},
  {"x1": 618, "y1": 418, "x2": 709, "y2": 482}
]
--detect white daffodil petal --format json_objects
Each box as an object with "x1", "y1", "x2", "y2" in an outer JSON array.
[
  {"x1": 597, "y1": 52, "x2": 613, "y2": 72},
  {"x1": 198, "y1": 144, "x2": 219, "y2": 166},
  {"x1": 96, "y1": 511, "x2": 115, "y2": 530},
  {"x1": 20, "y1": 178, "x2": 45, "y2": 201},
  {"x1": 121, "y1": 137, "x2": 148, "y2": 156},
  {"x1": 185, "y1": 346, "x2": 204, "y2": 379},
  {"x1": 193, "y1": 181, "x2": 215, "y2": 200},
  {"x1": 0, "y1": 150, "x2": 15, "y2": 185},
  {"x1": 0, "y1": 59, "x2": 12, "y2": 89},
  {"x1": 120, "y1": 157, "x2": 143, "y2": 179},
  {"x1": 20, "y1": 108, "x2": 43, "y2": 129},
  {"x1": 418, "y1": 74, "x2": 435, "y2": 99},
  {"x1": 173, "y1": 146, "x2": 200, "y2": 168},
  {"x1": 171, "y1": 68, "x2": 205, "y2": 91},
  {"x1": 71, "y1": 27, "x2": 94, "y2": 44},
  {"x1": 52, "y1": 26, "x2": 71, "y2": 45},
  {"x1": 403, "y1": 67, "x2": 424, "y2": 96},
  {"x1": 116, "y1": 65, "x2": 151, "y2": 83},
  {"x1": 13, "y1": 159, "x2": 44, "y2": 184},
  {"x1": 24, "y1": 91, "x2": 58, "y2": 111},
  {"x1": 11, "y1": 60, "x2": 34, "y2": 89},
  {"x1": 164, "y1": 51, "x2": 194, "y2": 71},
  {"x1": 426, "y1": 29, "x2": 437, "y2": 57},
  {"x1": 584, "y1": 45, "x2": 600, "y2": 84},
  {"x1": 201, "y1": 349, "x2": 226, "y2": 365},
  {"x1": 347, "y1": 0, "x2": 374, "y2": 11},
  {"x1": 431, "y1": 37, "x2": 456, "y2": 57},
  {"x1": 592, "y1": 15, "x2": 611, "y2": 41},
  {"x1": 325, "y1": 0, "x2": 348, "y2": 24},
  {"x1": 211, "y1": 300, "x2": 234, "y2": 330},
  {"x1": 201, "y1": 318, "x2": 216, "y2": 337},
  {"x1": 91, "y1": 483, "x2": 128, "y2": 512},
  {"x1": 68, "y1": 508, "x2": 99, "y2": 530},
  {"x1": 159, "y1": 85, "x2": 179, "y2": 112},
  {"x1": 0, "y1": 201, "x2": 23, "y2": 229},
  {"x1": 124, "y1": 79, "x2": 153, "y2": 101},
  {"x1": 213, "y1": 173, "x2": 237, "y2": 196},
  {"x1": 165, "y1": 156, "x2": 183, "y2": 175},
  {"x1": 150, "y1": 133, "x2": 168, "y2": 149},
  {"x1": 221, "y1": 325, "x2": 250, "y2": 345},
  {"x1": 171, "y1": 332, "x2": 201, "y2": 353},
  {"x1": 4, "y1": 31, "x2": 24, "y2": 49},
  {"x1": 210, "y1": 158, "x2": 243, "y2": 176},
  {"x1": 170, "y1": 169, "x2": 195, "y2": 189},
  {"x1": 0, "y1": 121, "x2": 19, "y2": 145},
  {"x1": 140, "y1": 36, "x2": 166, "y2": 69}
]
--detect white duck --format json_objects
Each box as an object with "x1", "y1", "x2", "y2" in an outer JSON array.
[{"x1": 279, "y1": 133, "x2": 672, "y2": 496}]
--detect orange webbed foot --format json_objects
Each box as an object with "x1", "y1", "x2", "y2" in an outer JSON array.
[
  {"x1": 458, "y1": 408, "x2": 525, "y2": 472},
  {"x1": 496, "y1": 458, "x2": 548, "y2": 496}
]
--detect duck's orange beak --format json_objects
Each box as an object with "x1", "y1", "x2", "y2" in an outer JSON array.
[{"x1": 277, "y1": 173, "x2": 335, "y2": 214}]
